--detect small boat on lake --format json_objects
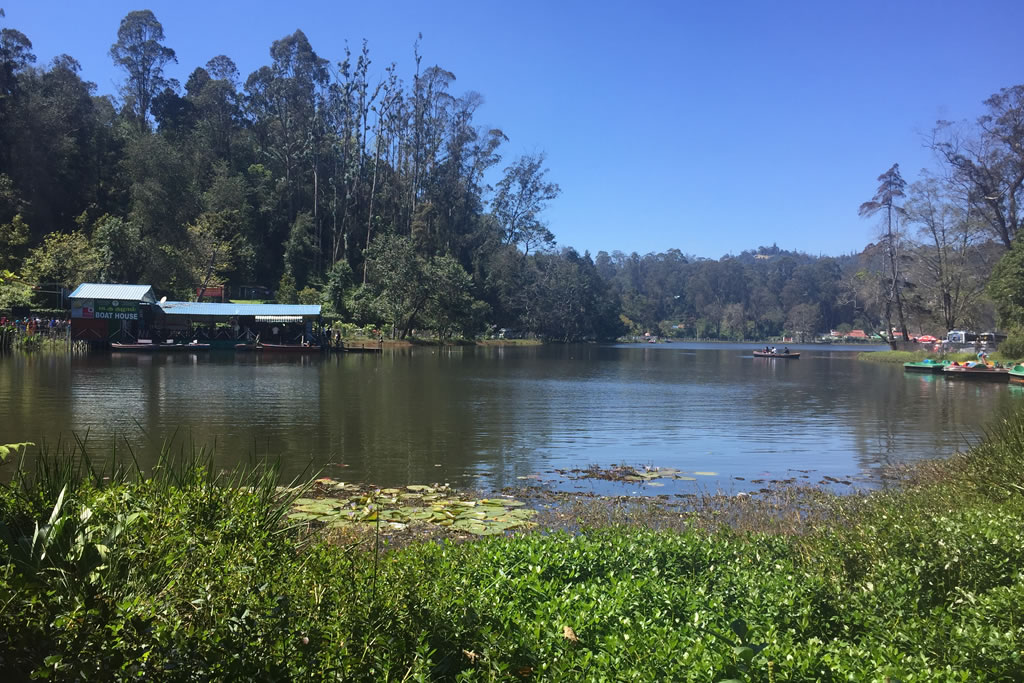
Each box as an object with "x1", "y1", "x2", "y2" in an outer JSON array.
[
  {"x1": 903, "y1": 359, "x2": 951, "y2": 373},
  {"x1": 942, "y1": 362, "x2": 1010, "y2": 382},
  {"x1": 112, "y1": 339, "x2": 187, "y2": 351},
  {"x1": 753, "y1": 350, "x2": 800, "y2": 359},
  {"x1": 260, "y1": 343, "x2": 321, "y2": 352},
  {"x1": 111, "y1": 342, "x2": 158, "y2": 351},
  {"x1": 234, "y1": 342, "x2": 262, "y2": 351}
]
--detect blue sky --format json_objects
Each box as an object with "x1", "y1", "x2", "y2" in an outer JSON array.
[{"x1": 5, "y1": 1, "x2": 1023, "y2": 259}]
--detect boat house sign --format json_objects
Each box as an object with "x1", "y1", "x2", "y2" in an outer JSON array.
[
  {"x1": 95, "y1": 301, "x2": 140, "y2": 320},
  {"x1": 71, "y1": 300, "x2": 140, "y2": 320}
]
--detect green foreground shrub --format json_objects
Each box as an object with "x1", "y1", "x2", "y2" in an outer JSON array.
[
  {"x1": 997, "y1": 326, "x2": 1024, "y2": 360},
  {"x1": 2, "y1": 413, "x2": 1024, "y2": 680}
]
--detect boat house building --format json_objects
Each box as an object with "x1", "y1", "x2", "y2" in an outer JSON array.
[
  {"x1": 68, "y1": 283, "x2": 158, "y2": 342},
  {"x1": 69, "y1": 283, "x2": 322, "y2": 347}
]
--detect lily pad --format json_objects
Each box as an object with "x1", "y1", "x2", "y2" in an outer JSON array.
[
  {"x1": 693, "y1": 471, "x2": 718, "y2": 476},
  {"x1": 287, "y1": 512, "x2": 319, "y2": 521},
  {"x1": 326, "y1": 519, "x2": 353, "y2": 529},
  {"x1": 294, "y1": 503, "x2": 338, "y2": 515}
]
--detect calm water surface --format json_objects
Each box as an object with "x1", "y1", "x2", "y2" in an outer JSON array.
[{"x1": 2, "y1": 344, "x2": 1021, "y2": 493}]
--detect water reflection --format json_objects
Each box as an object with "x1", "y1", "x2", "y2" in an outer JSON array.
[{"x1": 1, "y1": 345, "x2": 1020, "y2": 492}]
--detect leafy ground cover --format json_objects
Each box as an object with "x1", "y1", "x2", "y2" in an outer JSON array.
[{"x1": 2, "y1": 410, "x2": 1024, "y2": 680}]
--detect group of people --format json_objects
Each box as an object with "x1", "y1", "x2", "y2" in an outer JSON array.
[
  {"x1": 0, "y1": 316, "x2": 69, "y2": 337},
  {"x1": 762, "y1": 345, "x2": 790, "y2": 355}
]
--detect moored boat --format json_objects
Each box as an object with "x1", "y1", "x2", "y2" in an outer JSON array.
[
  {"x1": 111, "y1": 342, "x2": 158, "y2": 351},
  {"x1": 753, "y1": 350, "x2": 800, "y2": 359},
  {"x1": 260, "y1": 343, "x2": 321, "y2": 352},
  {"x1": 942, "y1": 362, "x2": 1010, "y2": 382},
  {"x1": 112, "y1": 340, "x2": 188, "y2": 351},
  {"x1": 1009, "y1": 365, "x2": 1024, "y2": 384},
  {"x1": 903, "y1": 359, "x2": 951, "y2": 373}
]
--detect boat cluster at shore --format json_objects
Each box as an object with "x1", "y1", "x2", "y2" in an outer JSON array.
[{"x1": 904, "y1": 357, "x2": 1024, "y2": 383}]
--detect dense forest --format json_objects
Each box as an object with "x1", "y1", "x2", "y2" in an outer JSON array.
[{"x1": 2, "y1": 10, "x2": 1024, "y2": 344}]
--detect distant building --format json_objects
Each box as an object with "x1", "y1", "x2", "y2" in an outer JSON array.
[
  {"x1": 829, "y1": 329, "x2": 867, "y2": 339},
  {"x1": 68, "y1": 282, "x2": 321, "y2": 346},
  {"x1": 68, "y1": 283, "x2": 157, "y2": 342},
  {"x1": 195, "y1": 285, "x2": 226, "y2": 302}
]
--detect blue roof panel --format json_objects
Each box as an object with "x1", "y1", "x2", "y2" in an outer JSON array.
[
  {"x1": 158, "y1": 301, "x2": 321, "y2": 317},
  {"x1": 68, "y1": 283, "x2": 156, "y2": 302}
]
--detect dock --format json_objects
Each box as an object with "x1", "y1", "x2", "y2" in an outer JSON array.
[{"x1": 340, "y1": 340, "x2": 383, "y2": 353}]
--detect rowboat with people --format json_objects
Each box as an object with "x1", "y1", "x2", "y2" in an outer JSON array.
[{"x1": 753, "y1": 346, "x2": 800, "y2": 359}]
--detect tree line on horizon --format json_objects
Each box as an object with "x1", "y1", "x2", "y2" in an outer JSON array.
[{"x1": 2, "y1": 10, "x2": 1024, "y2": 345}]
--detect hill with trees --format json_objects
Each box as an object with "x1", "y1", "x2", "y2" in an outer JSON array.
[{"x1": 2, "y1": 10, "x2": 1023, "y2": 345}]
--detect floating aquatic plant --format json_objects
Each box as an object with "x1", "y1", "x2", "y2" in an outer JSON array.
[{"x1": 286, "y1": 481, "x2": 537, "y2": 536}]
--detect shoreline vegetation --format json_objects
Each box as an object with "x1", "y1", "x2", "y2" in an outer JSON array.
[
  {"x1": 3, "y1": 409, "x2": 1024, "y2": 680},
  {"x1": 858, "y1": 349, "x2": 1024, "y2": 364}
]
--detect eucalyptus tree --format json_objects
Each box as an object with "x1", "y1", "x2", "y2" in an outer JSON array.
[
  {"x1": 109, "y1": 10, "x2": 176, "y2": 132},
  {"x1": 417, "y1": 92, "x2": 505, "y2": 260},
  {"x1": 409, "y1": 61, "x2": 457, "y2": 233},
  {"x1": 859, "y1": 163, "x2": 910, "y2": 347},
  {"x1": 492, "y1": 153, "x2": 561, "y2": 255},
  {"x1": 244, "y1": 30, "x2": 328, "y2": 229},
  {"x1": 122, "y1": 131, "x2": 197, "y2": 280},
  {"x1": 0, "y1": 13, "x2": 35, "y2": 171},
  {"x1": 904, "y1": 175, "x2": 988, "y2": 331},
  {"x1": 0, "y1": 11, "x2": 34, "y2": 96},
  {"x1": 933, "y1": 85, "x2": 1024, "y2": 250},
  {"x1": 185, "y1": 56, "x2": 244, "y2": 166},
  {"x1": 0, "y1": 12, "x2": 35, "y2": 162},
  {"x1": 0, "y1": 54, "x2": 106, "y2": 240},
  {"x1": 362, "y1": 62, "x2": 401, "y2": 279}
]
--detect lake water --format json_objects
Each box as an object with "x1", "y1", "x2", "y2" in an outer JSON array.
[{"x1": 2, "y1": 343, "x2": 1021, "y2": 494}]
